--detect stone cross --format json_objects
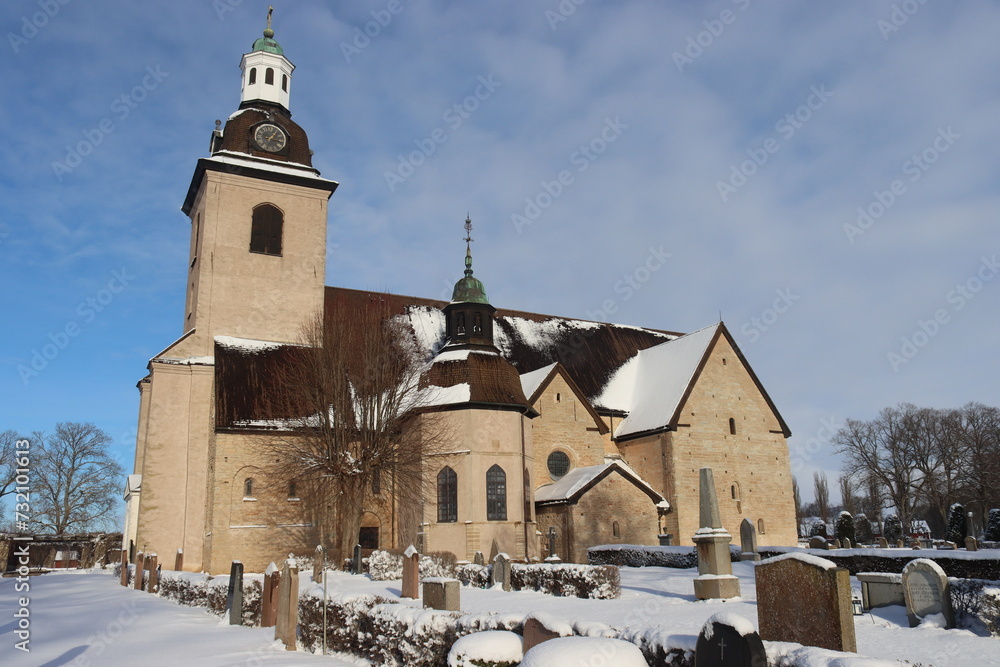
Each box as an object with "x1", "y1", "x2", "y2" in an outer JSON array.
[
  {"x1": 133, "y1": 551, "x2": 145, "y2": 591},
  {"x1": 146, "y1": 553, "x2": 159, "y2": 594},
  {"x1": 692, "y1": 468, "x2": 739, "y2": 599},
  {"x1": 548, "y1": 527, "x2": 558, "y2": 558},
  {"x1": 756, "y1": 553, "x2": 856, "y2": 653},
  {"x1": 119, "y1": 549, "x2": 129, "y2": 587},
  {"x1": 492, "y1": 553, "x2": 512, "y2": 591},
  {"x1": 227, "y1": 560, "x2": 244, "y2": 626},
  {"x1": 174, "y1": 548, "x2": 183, "y2": 572},
  {"x1": 313, "y1": 545, "x2": 324, "y2": 583},
  {"x1": 422, "y1": 577, "x2": 460, "y2": 611},
  {"x1": 352, "y1": 544, "x2": 363, "y2": 575},
  {"x1": 401, "y1": 545, "x2": 420, "y2": 599},
  {"x1": 902, "y1": 558, "x2": 953, "y2": 628},
  {"x1": 261, "y1": 562, "x2": 279, "y2": 628},
  {"x1": 739, "y1": 518, "x2": 759, "y2": 561},
  {"x1": 695, "y1": 614, "x2": 767, "y2": 667},
  {"x1": 275, "y1": 555, "x2": 299, "y2": 650}
]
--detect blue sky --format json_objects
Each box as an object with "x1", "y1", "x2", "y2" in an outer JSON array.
[{"x1": 2, "y1": 0, "x2": 998, "y2": 508}]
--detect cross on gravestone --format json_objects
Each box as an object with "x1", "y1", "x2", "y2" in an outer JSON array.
[
  {"x1": 226, "y1": 561, "x2": 244, "y2": 626},
  {"x1": 352, "y1": 544, "x2": 363, "y2": 575},
  {"x1": 756, "y1": 553, "x2": 856, "y2": 653},
  {"x1": 491, "y1": 553, "x2": 512, "y2": 591},
  {"x1": 401, "y1": 545, "x2": 420, "y2": 599},
  {"x1": 695, "y1": 614, "x2": 767, "y2": 667},
  {"x1": 902, "y1": 558, "x2": 954, "y2": 628}
]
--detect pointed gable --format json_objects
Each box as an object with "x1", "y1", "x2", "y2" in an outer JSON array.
[
  {"x1": 534, "y1": 460, "x2": 665, "y2": 506},
  {"x1": 519, "y1": 362, "x2": 609, "y2": 434}
]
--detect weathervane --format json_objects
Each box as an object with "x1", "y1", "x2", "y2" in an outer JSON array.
[{"x1": 464, "y1": 214, "x2": 473, "y2": 245}]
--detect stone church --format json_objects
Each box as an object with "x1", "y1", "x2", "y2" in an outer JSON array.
[{"x1": 124, "y1": 22, "x2": 798, "y2": 574}]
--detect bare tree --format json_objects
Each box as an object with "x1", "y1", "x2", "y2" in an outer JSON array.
[
  {"x1": 33, "y1": 423, "x2": 124, "y2": 535},
  {"x1": 909, "y1": 407, "x2": 967, "y2": 532},
  {"x1": 0, "y1": 429, "x2": 23, "y2": 506},
  {"x1": 838, "y1": 474, "x2": 857, "y2": 516},
  {"x1": 792, "y1": 477, "x2": 804, "y2": 536},
  {"x1": 957, "y1": 402, "x2": 1000, "y2": 528},
  {"x1": 254, "y1": 296, "x2": 447, "y2": 566},
  {"x1": 813, "y1": 471, "x2": 830, "y2": 523}
]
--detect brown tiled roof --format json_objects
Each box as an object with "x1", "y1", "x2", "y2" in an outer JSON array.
[
  {"x1": 219, "y1": 104, "x2": 313, "y2": 167},
  {"x1": 215, "y1": 341, "x2": 309, "y2": 427},
  {"x1": 421, "y1": 351, "x2": 531, "y2": 410}
]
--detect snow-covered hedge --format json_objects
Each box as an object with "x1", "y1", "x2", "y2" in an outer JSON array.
[
  {"x1": 366, "y1": 550, "x2": 456, "y2": 581},
  {"x1": 155, "y1": 570, "x2": 262, "y2": 626},
  {"x1": 451, "y1": 562, "x2": 620, "y2": 599},
  {"x1": 756, "y1": 546, "x2": 1000, "y2": 580},
  {"x1": 587, "y1": 544, "x2": 739, "y2": 569},
  {"x1": 950, "y1": 577, "x2": 1000, "y2": 636}
]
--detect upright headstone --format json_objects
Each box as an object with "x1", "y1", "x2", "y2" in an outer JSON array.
[
  {"x1": 313, "y1": 545, "x2": 324, "y2": 583},
  {"x1": 492, "y1": 553, "x2": 512, "y2": 591},
  {"x1": 832, "y1": 538, "x2": 841, "y2": 549},
  {"x1": 808, "y1": 536, "x2": 828, "y2": 550},
  {"x1": 422, "y1": 577, "x2": 460, "y2": 611},
  {"x1": 965, "y1": 536, "x2": 978, "y2": 552},
  {"x1": 842, "y1": 537, "x2": 852, "y2": 549},
  {"x1": 902, "y1": 559, "x2": 953, "y2": 628},
  {"x1": 275, "y1": 555, "x2": 299, "y2": 650},
  {"x1": 227, "y1": 560, "x2": 244, "y2": 626},
  {"x1": 692, "y1": 468, "x2": 740, "y2": 599},
  {"x1": 401, "y1": 545, "x2": 420, "y2": 599},
  {"x1": 756, "y1": 553, "x2": 856, "y2": 653},
  {"x1": 119, "y1": 549, "x2": 129, "y2": 587},
  {"x1": 146, "y1": 553, "x2": 159, "y2": 593},
  {"x1": 545, "y1": 527, "x2": 561, "y2": 562},
  {"x1": 522, "y1": 613, "x2": 573, "y2": 654},
  {"x1": 174, "y1": 548, "x2": 183, "y2": 572},
  {"x1": 897, "y1": 539, "x2": 905, "y2": 548},
  {"x1": 695, "y1": 613, "x2": 767, "y2": 667},
  {"x1": 473, "y1": 550, "x2": 485, "y2": 566},
  {"x1": 740, "y1": 518, "x2": 759, "y2": 561},
  {"x1": 352, "y1": 544, "x2": 363, "y2": 575},
  {"x1": 488, "y1": 538, "x2": 500, "y2": 564},
  {"x1": 133, "y1": 552, "x2": 145, "y2": 591},
  {"x1": 878, "y1": 537, "x2": 888, "y2": 548},
  {"x1": 261, "y1": 562, "x2": 279, "y2": 628}
]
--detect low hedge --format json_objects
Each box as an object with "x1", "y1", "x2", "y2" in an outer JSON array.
[
  {"x1": 587, "y1": 544, "x2": 740, "y2": 569},
  {"x1": 757, "y1": 547, "x2": 1000, "y2": 580}
]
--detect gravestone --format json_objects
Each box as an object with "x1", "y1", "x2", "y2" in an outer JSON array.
[
  {"x1": 119, "y1": 549, "x2": 129, "y2": 586},
  {"x1": 857, "y1": 572, "x2": 904, "y2": 610},
  {"x1": 473, "y1": 550, "x2": 485, "y2": 566},
  {"x1": 492, "y1": 553, "x2": 512, "y2": 591},
  {"x1": 902, "y1": 559, "x2": 953, "y2": 628},
  {"x1": 965, "y1": 536, "x2": 978, "y2": 552},
  {"x1": 423, "y1": 577, "x2": 460, "y2": 611},
  {"x1": 174, "y1": 548, "x2": 183, "y2": 572},
  {"x1": 692, "y1": 468, "x2": 740, "y2": 599},
  {"x1": 756, "y1": 553, "x2": 856, "y2": 653},
  {"x1": 739, "y1": 519, "x2": 759, "y2": 562},
  {"x1": 227, "y1": 560, "x2": 244, "y2": 626},
  {"x1": 401, "y1": 545, "x2": 420, "y2": 599},
  {"x1": 695, "y1": 613, "x2": 767, "y2": 667},
  {"x1": 488, "y1": 538, "x2": 500, "y2": 563},
  {"x1": 545, "y1": 527, "x2": 561, "y2": 562},
  {"x1": 522, "y1": 613, "x2": 573, "y2": 654},
  {"x1": 134, "y1": 552, "x2": 145, "y2": 591},
  {"x1": 842, "y1": 537, "x2": 852, "y2": 549},
  {"x1": 146, "y1": 553, "x2": 159, "y2": 594},
  {"x1": 313, "y1": 545, "x2": 324, "y2": 583},
  {"x1": 352, "y1": 544, "x2": 363, "y2": 575},
  {"x1": 878, "y1": 537, "x2": 888, "y2": 548},
  {"x1": 832, "y1": 538, "x2": 841, "y2": 549},
  {"x1": 275, "y1": 556, "x2": 299, "y2": 650},
  {"x1": 808, "y1": 536, "x2": 828, "y2": 550},
  {"x1": 261, "y1": 562, "x2": 279, "y2": 628}
]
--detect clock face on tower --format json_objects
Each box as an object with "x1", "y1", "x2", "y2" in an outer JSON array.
[{"x1": 253, "y1": 123, "x2": 287, "y2": 152}]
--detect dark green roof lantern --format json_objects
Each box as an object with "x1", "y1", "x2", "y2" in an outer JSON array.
[
  {"x1": 451, "y1": 216, "x2": 490, "y2": 304},
  {"x1": 252, "y1": 6, "x2": 284, "y2": 55}
]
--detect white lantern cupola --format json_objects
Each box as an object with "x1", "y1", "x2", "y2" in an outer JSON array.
[{"x1": 239, "y1": 7, "x2": 295, "y2": 113}]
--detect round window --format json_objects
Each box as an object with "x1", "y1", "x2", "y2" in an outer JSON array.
[{"x1": 547, "y1": 451, "x2": 570, "y2": 479}]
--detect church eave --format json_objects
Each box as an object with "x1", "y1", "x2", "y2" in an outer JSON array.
[{"x1": 182, "y1": 157, "x2": 338, "y2": 215}]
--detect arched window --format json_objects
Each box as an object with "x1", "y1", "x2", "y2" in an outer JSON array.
[
  {"x1": 437, "y1": 467, "x2": 457, "y2": 523},
  {"x1": 473, "y1": 312, "x2": 482, "y2": 334},
  {"x1": 456, "y1": 313, "x2": 466, "y2": 335},
  {"x1": 249, "y1": 67, "x2": 257, "y2": 85},
  {"x1": 244, "y1": 478, "x2": 254, "y2": 498},
  {"x1": 729, "y1": 417, "x2": 737, "y2": 435},
  {"x1": 613, "y1": 521, "x2": 621, "y2": 538},
  {"x1": 250, "y1": 204, "x2": 283, "y2": 255},
  {"x1": 281, "y1": 73, "x2": 288, "y2": 92},
  {"x1": 265, "y1": 67, "x2": 274, "y2": 85},
  {"x1": 547, "y1": 451, "x2": 570, "y2": 480},
  {"x1": 288, "y1": 481, "x2": 297, "y2": 499},
  {"x1": 731, "y1": 483, "x2": 741, "y2": 501},
  {"x1": 758, "y1": 518, "x2": 766, "y2": 534},
  {"x1": 486, "y1": 465, "x2": 507, "y2": 521}
]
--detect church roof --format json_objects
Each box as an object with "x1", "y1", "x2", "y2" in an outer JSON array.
[
  {"x1": 534, "y1": 460, "x2": 665, "y2": 506},
  {"x1": 420, "y1": 348, "x2": 531, "y2": 411}
]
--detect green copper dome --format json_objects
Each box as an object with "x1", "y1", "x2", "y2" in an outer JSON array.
[
  {"x1": 451, "y1": 245, "x2": 490, "y2": 304},
  {"x1": 252, "y1": 33, "x2": 284, "y2": 55}
]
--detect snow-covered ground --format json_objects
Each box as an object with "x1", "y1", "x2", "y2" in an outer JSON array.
[{"x1": 1, "y1": 562, "x2": 996, "y2": 666}]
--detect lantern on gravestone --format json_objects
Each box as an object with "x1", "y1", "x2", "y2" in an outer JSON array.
[{"x1": 851, "y1": 587, "x2": 864, "y2": 616}]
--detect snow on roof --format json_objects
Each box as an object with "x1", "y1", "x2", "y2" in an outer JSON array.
[
  {"x1": 403, "y1": 306, "x2": 446, "y2": 359},
  {"x1": 534, "y1": 461, "x2": 664, "y2": 505},
  {"x1": 157, "y1": 355, "x2": 215, "y2": 366},
  {"x1": 608, "y1": 323, "x2": 720, "y2": 439},
  {"x1": 415, "y1": 382, "x2": 471, "y2": 408},
  {"x1": 206, "y1": 151, "x2": 334, "y2": 182},
  {"x1": 214, "y1": 335, "x2": 287, "y2": 352},
  {"x1": 520, "y1": 363, "x2": 558, "y2": 401},
  {"x1": 504, "y1": 315, "x2": 602, "y2": 352}
]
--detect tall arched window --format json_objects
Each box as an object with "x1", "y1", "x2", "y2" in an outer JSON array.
[
  {"x1": 729, "y1": 417, "x2": 737, "y2": 435},
  {"x1": 486, "y1": 465, "x2": 507, "y2": 521},
  {"x1": 248, "y1": 67, "x2": 257, "y2": 85},
  {"x1": 473, "y1": 312, "x2": 482, "y2": 334},
  {"x1": 612, "y1": 521, "x2": 621, "y2": 538},
  {"x1": 457, "y1": 313, "x2": 466, "y2": 334},
  {"x1": 244, "y1": 478, "x2": 254, "y2": 498},
  {"x1": 437, "y1": 467, "x2": 457, "y2": 523},
  {"x1": 265, "y1": 67, "x2": 275, "y2": 85},
  {"x1": 250, "y1": 204, "x2": 283, "y2": 255},
  {"x1": 281, "y1": 73, "x2": 288, "y2": 92}
]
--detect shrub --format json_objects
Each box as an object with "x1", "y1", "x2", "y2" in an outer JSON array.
[
  {"x1": 883, "y1": 514, "x2": 903, "y2": 543},
  {"x1": 947, "y1": 503, "x2": 967, "y2": 544},
  {"x1": 835, "y1": 511, "x2": 856, "y2": 546},
  {"x1": 588, "y1": 545, "x2": 738, "y2": 569},
  {"x1": 986, "y1": 509, "x2": 1000, "y2": 542},
  {"x1": 447, "y1": 630, "x2": 522, "y2": 667},
  {"x1": 809, "y1": 520, "x2": 827, "y2": 538},
  {"x1": 855, "y1": 513, "x2": 873, "y2": 545}
]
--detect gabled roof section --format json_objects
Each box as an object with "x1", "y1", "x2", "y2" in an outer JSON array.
[
  {"x1": 534, "y1": 460, "x2": 665, "y2": 506},
  {"x1": 420, "y1": 347, "x2": 531, "y2": 412},
  {"x1": 520, "y1": 363, "x2": 609, "y2": 435},
  {"x1": 520, "y1": 363, "x2": 557, "y2": 402}
]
